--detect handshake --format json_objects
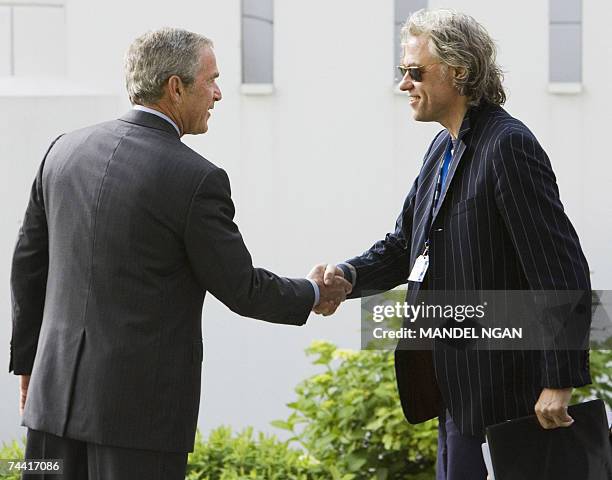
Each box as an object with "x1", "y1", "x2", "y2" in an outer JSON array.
[{"x1": 307, "y1": 264, "x2": 352, "y2": 316}]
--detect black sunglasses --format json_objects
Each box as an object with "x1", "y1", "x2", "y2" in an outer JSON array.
[{"x1": 397, "y1": 63, "x2": 440, "y2": 82}]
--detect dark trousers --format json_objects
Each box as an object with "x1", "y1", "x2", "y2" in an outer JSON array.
[
  {"x1": 436, "y1": 410, "x2": 488, "y2": 480},
  {"x1": 23, "y1": 429, "x2": 188, "y2": 480}
]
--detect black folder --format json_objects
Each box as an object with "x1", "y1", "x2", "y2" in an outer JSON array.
[{"x1": 486, "y1": 399, "x2": 612, "y2": 480}]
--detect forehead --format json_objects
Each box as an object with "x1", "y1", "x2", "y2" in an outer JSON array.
[
  {"x1": 401, "y1": 35, "x2": 434, "y2": 65},
  {"x1": 197, "y1": 46, "x2": 218, "y2": 76}
]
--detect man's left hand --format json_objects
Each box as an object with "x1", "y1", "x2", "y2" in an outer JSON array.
[
  {"x1": 534, "y1": 387, "x2": 574, "y2": 429},
  {"x1": 19, "y1": 374, "x2": 30, "y2": 416}
]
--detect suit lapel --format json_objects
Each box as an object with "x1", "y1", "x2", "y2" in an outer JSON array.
[
  {"x1": 431, "y1": 139, "x2": 466, "y2": 221},
  {"x1": 408, "y1": 135, "x2": 447, "y2": 275},
  {"x1": 430, "y1": 111, "x2": 472, "y2": 224}
]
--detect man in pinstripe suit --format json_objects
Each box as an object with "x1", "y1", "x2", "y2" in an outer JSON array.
[{"x1": 314, "y1": 9, "x2": 591, "y2": 480}]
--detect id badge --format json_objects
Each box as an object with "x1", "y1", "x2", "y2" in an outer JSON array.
[{"x1": 408, "y1": 254, "x2": 429, "y2": 283}]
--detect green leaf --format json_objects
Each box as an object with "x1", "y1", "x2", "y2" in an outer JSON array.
[
  {"x1": 365, "y1": 418, "x2": 384, "y2": 431},
  {"x1": 375, "y1": 467, "x2": 389, "y2": 480},
  {"x1": 345, "y1": 452, "x2": 368, "y2": 472},
  {"x1": 269, "y1": 420, "x2": 293, "y2": 431}
]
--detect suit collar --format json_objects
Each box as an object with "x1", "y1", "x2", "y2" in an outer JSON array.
[
  {"x1": 428, "y1": 103, "x2": 487, "y2": 222},
  {"x1": 119, "y1": 110, "x2": 181, "y2": 138},
  {"x1": 457, "y1": 101, "x2": 496, "y2": 141},
  {"x1": 454, "y1": 101, "x2": 488, "y2": 142},
  {"x1": 457, "y1": 109, "x2": 472, "y2": 140}
]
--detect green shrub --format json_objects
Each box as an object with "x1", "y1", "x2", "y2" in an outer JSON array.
[
  {"x1": 0, "y1": 439, "x2": 25, "y2": 480},
  {"x1": 0, "y1": 430, "x2": 320, "y2": 480},
  {"x1": 1, "y1": 346, "x2": 608, "y2": 480},
  {"x1": 273, "y1": 341, "x2": 438, "y2": 480},
  {"x1": 274, "y1": 341, "x2": 612, "y2": 480},
  {"x1": 573, "y1": 350, "x2": 612, "y2": 406},
  {"x1": 186, "y1": 426, "x2": 324, "y2": 480}
]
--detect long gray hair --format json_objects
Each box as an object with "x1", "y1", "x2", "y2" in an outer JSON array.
[
  {"x1": 402, "y1": 9, "x2": 506, "y2": 106},
  {"x1": 124, "y1": 27, "x2": 212, "y2": 105}
]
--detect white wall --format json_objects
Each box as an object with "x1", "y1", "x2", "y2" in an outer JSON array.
[{"x1": 1, "y1": 0, "x2": 610, "y2": 444}]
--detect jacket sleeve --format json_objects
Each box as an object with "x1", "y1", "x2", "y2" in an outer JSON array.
[
  {"x1": 9, "y1": 137, "x2": 62, "y2": 374},
  {"x1": 493, "y1": 129, "x2": 591, "y2": 389},
  {"x1": 184, "y1": 167, "x2": 314, "y2": 326}
]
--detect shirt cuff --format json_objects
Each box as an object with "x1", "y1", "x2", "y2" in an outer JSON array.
[
  {"x1": 308, "y1": 279, "x2": 320, "y2": 307},
  {"x1": 338, "y1": 263, "x2": 357, "y2": 288}
]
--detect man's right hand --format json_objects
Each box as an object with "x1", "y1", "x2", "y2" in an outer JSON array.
[{"x1": 307, "y1": 264, "x2": 352, "y2": 316}]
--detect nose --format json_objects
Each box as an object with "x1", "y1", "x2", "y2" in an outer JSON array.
[
  {"x1": 398, "y1": 74, "x2": 414, "y2": 92},
  {"x1": 214, "y1": 82, "x2": 222, "y2": 102}
]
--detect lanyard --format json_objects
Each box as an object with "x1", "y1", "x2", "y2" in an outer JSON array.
[
  {"x1": 432, "y1": 139, "x2": 454, "y2": 211},
  {"x1": 423, "y1": 139, "x2": 454, "y2": 257}
]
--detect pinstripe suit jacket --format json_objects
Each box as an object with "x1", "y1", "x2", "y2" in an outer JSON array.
[
  {"x1": 10, "y1": 110, "x2": 315, "y2": 452},
  {"x1": 346, "y1": 103, "x2": 591, "y2": 436}
]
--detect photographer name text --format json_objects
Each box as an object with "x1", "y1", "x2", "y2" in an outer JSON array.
[{"x1": 372, "y1": 327, "x2": 523, "y2": 340}]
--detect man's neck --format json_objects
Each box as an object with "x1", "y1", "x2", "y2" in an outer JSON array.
[
  {"x1": 140, "y1": 101, "x2": 184, "y2": 136},
  {"x1": 441, "y1": 101, "x2": 469, "y2": 139}
]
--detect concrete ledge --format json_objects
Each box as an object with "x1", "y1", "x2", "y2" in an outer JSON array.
[
  {"x1": 548, "y1": 82, "x2": 583, "y2": 95},
  {"x1": 240, "y1": 83, "x2": 275, "y2": 96},
  {"x1": 0, "y1": 76, "x2": 114, "y2": 97}
]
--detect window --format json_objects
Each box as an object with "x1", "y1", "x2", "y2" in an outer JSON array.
[
  {"x1": 0, "y1": 6, "x2": 10, "y2": 76},
  {"x1": 549, "y1": 0, "x2": 582, "y2": 91},
  {"x1": 394, "y1": 0, "x2": 427, "y2": 82},
  {"x1": 0, "y1": 1, "x2": 65, "y2": 77},
  {"x1": 241, "y1": 0, "x2": 273, "y2": 92}
]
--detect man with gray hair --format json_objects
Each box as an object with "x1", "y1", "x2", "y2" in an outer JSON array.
[
  {"x1": 10, "y1": 28, "x2": 350, "y2": 479},
  {"x1": 319, "y1": 9, "x2": 591, "y2": 479}
]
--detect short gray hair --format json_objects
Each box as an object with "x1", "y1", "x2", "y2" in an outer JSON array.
[
  {"x1": 402, "y1": 9, "x2": 506, "y2": 106},
  {"x1": 124, "y1": 27, "x2": 212, "y2": 105}
]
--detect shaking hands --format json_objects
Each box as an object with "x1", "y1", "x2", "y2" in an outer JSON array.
[{"x1": 307, "y1": 264, "x2": 352, "y2": 316}]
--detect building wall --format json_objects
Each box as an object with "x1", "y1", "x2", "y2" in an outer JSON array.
[{"x1": 1, "y1": 0, "x2": 610, "y2": 444}]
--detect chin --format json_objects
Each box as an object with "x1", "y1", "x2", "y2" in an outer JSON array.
[
  {"x1": 412, "y1": 111, "x2": 432, "y2": 123},
  {"x1": 193, "y1": 123, "x2": 208, "y2": 135}
]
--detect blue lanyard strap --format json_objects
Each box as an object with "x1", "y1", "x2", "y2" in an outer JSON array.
[
  {"x1": 425, "y1": 139, "x2": 454, "y2": 255},
  {"x1": 432, "y1": 139, "x2": 454, "y2": 209}
]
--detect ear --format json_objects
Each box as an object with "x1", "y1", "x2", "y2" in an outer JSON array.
[
  {"x1": 453, "y1": 66, "x2": 468, "y2": 82},
  {"x1": 166, "y1": 75, "x2": 185, "y2": 104}
]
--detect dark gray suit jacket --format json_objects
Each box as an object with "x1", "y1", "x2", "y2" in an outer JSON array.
[
  {"x1": 10, "y1": 110, "x2": 315, "y2": 452},
  {"x1": 345, "y1": 103, "x2": 591, "y2": 436}
]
